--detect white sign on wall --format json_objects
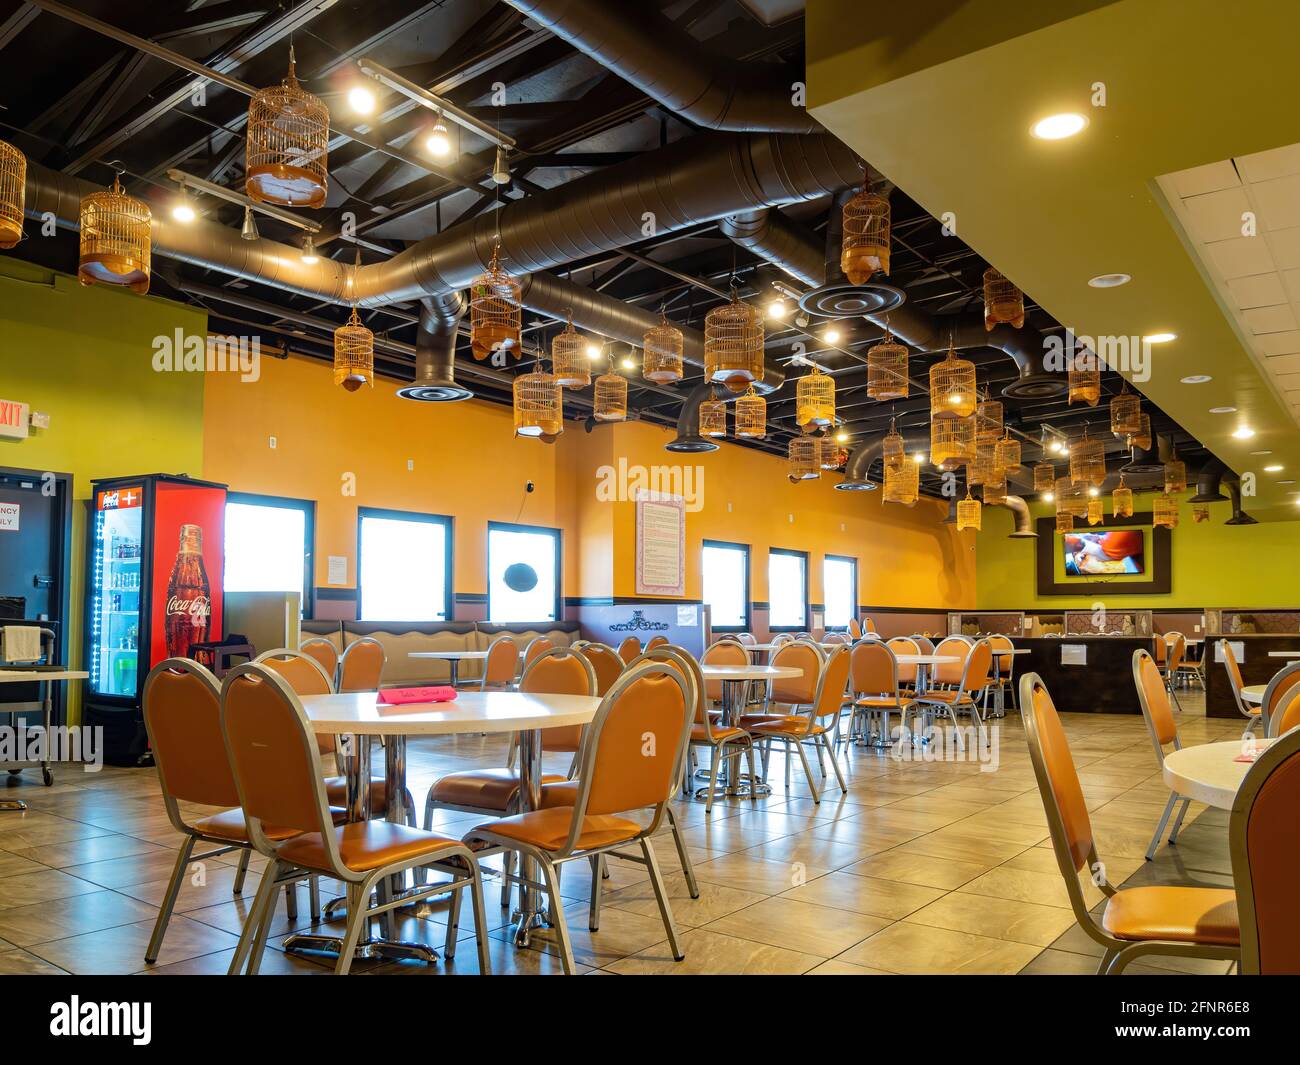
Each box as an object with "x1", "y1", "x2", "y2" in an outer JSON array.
[
  {"x1": 0, "y1": 399, "x2": 29, "y2": 440},
  {"x1": 0, "y1": 503, "x2": 19, "y2": 532}
]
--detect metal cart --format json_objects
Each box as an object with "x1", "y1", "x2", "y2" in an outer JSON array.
[{"x1": 0, "y1": 626, "x2": 59, "y2": 802}]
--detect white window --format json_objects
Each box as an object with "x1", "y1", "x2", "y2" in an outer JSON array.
[
  {"x1": 224, "y1": 495, "x2": 311, "y2": 611},
  {"x1": 359, "y1": 509, "x2": 451, "y2": 621},
  {"x1": 823, "y1": 556, "x2": 857, "y2": 630},
  {"x1": 702, "y1": 541, "x2": 749, "y2": 630},
  {"x1": 768, "y1": 549, "x2": 807, "y2": 629},
  {"x1": 488, "y1": 523, "x2": 560, "y2": 623}
]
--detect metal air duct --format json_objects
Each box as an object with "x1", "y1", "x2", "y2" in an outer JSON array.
[
  {"x1": 835, "y1": 437, "x2": 883, "y2": 491},
  {"x1": 398, "y1": 292, "x2": 471, "y2": 402},
  {"x1": 1224, "y1": 477, "x2": 1259, "y2": 525},
  {"x1": 1188, "y1": 457, "x2": 1229, "y2": 503},
  {"x1": 988, "y1": 495, "x2": 1038, "y2": 538}
]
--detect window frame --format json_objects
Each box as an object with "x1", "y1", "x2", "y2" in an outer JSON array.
[
  {"x1": 822, "y1": 553, "x2": 859, "y2": 631},
  {"x1": 701, "y1": 538, "x2": 751, "y2": 633},
  {"x1": 767, "y1": 547, "x2": 809, "y2": 632},
  {"x1": 486, "y1": 520, "x2": 562, "y2": 625},
  {"x1": 357, "y1": 505, "x2": 454, "y2": 622},
  {"x1": 224, "y1": 491, "x2": 316, "y2": 612}
]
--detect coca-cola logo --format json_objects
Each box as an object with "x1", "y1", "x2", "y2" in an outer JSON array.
[{"x1": 166, "y1": 595, "x2": 210, "y2": 621}]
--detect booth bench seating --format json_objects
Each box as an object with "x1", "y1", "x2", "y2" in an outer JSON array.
[{"x1": 299, "y1": 620, "x2": 581, "y2": 687}]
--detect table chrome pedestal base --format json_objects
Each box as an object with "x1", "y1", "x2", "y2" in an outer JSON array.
[
  {"x1": 0, "y1": 799, "x2": 28, "y2": 812},
  {"x1": 282, "y1": 932, "x2": 438, "y2": 964}
]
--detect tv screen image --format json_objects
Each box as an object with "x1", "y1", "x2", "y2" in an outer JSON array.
[{"x1": 1061, "y1": 529, "x2": 1146, "y2": 576}]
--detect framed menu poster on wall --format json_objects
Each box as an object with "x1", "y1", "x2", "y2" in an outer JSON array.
[{"x1": 635, "y1": 490, "x2": 685, "y2": 597}]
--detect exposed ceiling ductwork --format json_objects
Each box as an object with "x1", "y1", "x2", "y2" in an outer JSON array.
[
  {"x1": 835, "y1": 436, "x2": 883, "y2": 491},
  {"x1": 1224, "y1": 477, "x2": 1259, "y2": 526},
  {"x1": 719, "y1": 209, "x2": 825, "y2": 288},
  {"x1": 987, "y1": 495, "x2": 1038, "y2": 538},
  {"x1": 398, "y1": 292, "x2": 471, "y2": 402},
  {"x1": 1188, "y1": 456, "x2": 1230, "y2": 503},
  {"x1": 501, "y1": 0, "x2": 821, "y2": 134}
]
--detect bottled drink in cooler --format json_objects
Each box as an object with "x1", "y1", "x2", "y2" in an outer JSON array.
[{"x1": 164, "y1": 524, "x2": 211, "y2": 658}]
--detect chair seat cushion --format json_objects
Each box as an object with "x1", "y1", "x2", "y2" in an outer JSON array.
[
  {"x1": 691, "y1": 723, "x2": 747, "y2": 743},
  {"x1": 855, "y1": 696, "x2": 903, "y2": 708},
  {"x1": 194, "y1": 806, "x2": 345, "y2": 843},
  {"x1": 1101, "y1": 886, "x2": 1239, "y2": 946},
  {"x1": 324, "y1": 776, "x2": 388, "y2": 809},
  {"x1": 746, "y1": 715, "x2": 827, "y2": 737},
  {"x1": 915, "y1": 690, "x2": 968, "y2": 704},
  {"x1": 470, "y1": 806, "x2": 642, "y2": 853},
  {"x1": 538, "y1": 779, "x2": 580, "y2": 809},
  {"x1": 278, "y1": 821, "x2": 464, "y2": 873},
  {"x1": 428, "y1": 767, "x2": 566, "y2": 812}
]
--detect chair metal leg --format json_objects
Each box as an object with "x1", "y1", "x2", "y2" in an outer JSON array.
[
  {"x1": 467, "y1": 862, "x2": 492, "y2": 974},
  {"x1": 704, "y1": 744, "x2": 720, "y2": 813},
  {"x1": 537, "y1": 855, "x2": 577, "y2": 975},
  {"x1": 422, "y1": 791, "x2": 435, "y2": 832},
  {"x1": 500, "y1": 849, "x2": 515, "y2": 910},
  {"x1": 1167, "y1": 796, "x2": 1191, "y2": 844},
  {"x1": 794, "y1": 740, "x2": 820, "y2": 803},
  {"x1": 246, "y1": 864, "x2": 285, "y2": 976},
  {"x1": 1145, "y1": 793, "x2": 1179, "y2": 861},
  {"x1": 821, "y1": 734, "x2": 847, "y2": 793},
  {"x1": 228, "y1": 858, "x2": 281, "y2": 975},
  {"x1": 233, "y1": 847, "x2": 251, "y2": 895},
  {"x1": 309, "y1": 875, "x2": 321, "y2": 921},
  {"x1": 333, "y1": 881, "x2": 372, "y2": 976},
  {"x1": 444, "y1": 874, "x2": 464, "y2": 958},
  {"x1": 1097, "y1": 947, "x2": 1119, "y2": 974},
  {"x1": 665, "y1": 804, "x2": 699, "y2": 898},
  {"x1": 145, "y1": 836, "x2": 196, "y2": 964},
  {"x1": 284, "y1": 882, "x2": 298, "y2": 920},
  {"x1": 588, "y1": 854, "x2": 603, "y2": 931},
  {"x1": 640, "y1": 838, "x2": 684, "y2": 961}
]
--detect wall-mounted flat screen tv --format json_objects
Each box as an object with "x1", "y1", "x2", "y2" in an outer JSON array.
[{"x1": 1061, "y1": 529, "x2": 1146, "y2": 576}]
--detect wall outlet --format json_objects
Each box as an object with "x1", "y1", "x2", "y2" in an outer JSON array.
[
  {"x1": 407, "y1": 459, "x2": 414, "y2": 471},
  {"x1": 268, "y1": 435, "x2": 277, "y2": 449},
  {"x1": 788, "y1": 513, "x2": 794, "y2": 523}
]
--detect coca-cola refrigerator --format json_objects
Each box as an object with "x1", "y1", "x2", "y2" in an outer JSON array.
[{"x1": 83, "y1": 474, "x2": 226, "y2": 764}]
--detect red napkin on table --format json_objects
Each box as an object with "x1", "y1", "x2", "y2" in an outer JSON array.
[{"x1": 377, "y1": 686, "x2": 457, "y2": 705}]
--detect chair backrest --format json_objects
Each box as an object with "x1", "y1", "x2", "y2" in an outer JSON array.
[
  {"x1": 1229, "y1": 726, "x2": 1300, "y2": 974},
  {"x1": 932, "y1": 636, "x2": 969, "y2": 685},
  {"x1": 848, "y1": 618, "x2": 862, "y2": 640},
  {"x1": 1263, "y1": 662, "x2": 1300, "y2": 737},
  {"x1": 522, "y1": 636, "x2": 554, "y2": 670},
  {"x1": 851, "y1": 640, "x2": 900, "y2": 700},
  {"x1": 771, "y1": 633, "x2": 794, "y2": 648},
  {"x1": 886, "y1": 636, "x2": 919, "y2": 684},
  {"x1": 520, "y1": 646, "x2": 597, "y2": 751},
  {"x1": 824, "y1": 631, "x2": 851, "y2": 645},
  {"x1": 629, "y1": 644, "x2": 705, "y2": 728},
  {"x1": 701, "y1": 639, "x2": 749, "y2": 702},
  {"x1": 1153, "y1": 634, "x2": 1168, "y2": 665},
  {"x1": 862, "y1": 616, "x2": 877, "y2": 634},
  {"x1": 645, "y1": 635, "x2": 669, "y2": 651},
  {"x1": 1132, "y1": 649, "x2": 1178, "y2": 761},
  {"x1": 220, "y1": 664, "x2": 338, "y2": 862},
  {"x1": 482, "y1": 634, "x2": 520, "y2": 689},
  {"x1": 578, "y1": 642, "x2": 624, "y2": 696},
  {"x1": 810, "y1": 646, "x2": 851, "y2": 722},
  {"x1": 339, "y1": 636, "x2": 385, "y2": 692},
  {"x1": 770, "y1": 641, "x2": 821, "y2": 705},
  {"x1": 734, "y1": 632, "x2": 757, "y2": 646},
  {"x1": 143, "y1": 658, "x2": 236, "y2": 829},
  {"x1": 910, "y1": 634, "x2": 934, "y2": 653},
  {"x1": 1165, "y1": 631, "x2": 1185, "y2": 672},
  {"x1": 299, "y1": 638, "x2": 339, "y2": 684},
  {"x1": 1221, "y1": 640, "x2": 1252, "y2": 717},
  {"x1": 617, "y1": 636, "x2": 642, "y2": 663},
  {"x1": 1268, "y1": 687, "x2": 1300, "y2": 739},
  {"x1": 253, "y1": 648, "x2": 337, "y2": 756},
  {"x1": 987, "y1": 633, "x2": 1014, "y2": 676},
  {"x1": 958, "y1": 639, "x2": 993, "y2": 695}
]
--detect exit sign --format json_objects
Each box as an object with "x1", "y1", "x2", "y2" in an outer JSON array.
[{"x1": 0, "y1": 398, "x2": 29, "y2": 440}]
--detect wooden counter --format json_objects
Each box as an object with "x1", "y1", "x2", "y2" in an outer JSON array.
[
  {"x1": 1011, "y1": 636, "x2": 1156, "y2": 715},
  {"x1": 1202, "y1": 634, "x2": 1300, "y2": 719}
]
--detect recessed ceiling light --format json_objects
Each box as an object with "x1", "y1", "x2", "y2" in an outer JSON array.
[
  {"x1": 1088, "y1": 273, "x2": 1131, "y2": 289},
  {"x1": 1180, "y1": 375, "x2": 1212, "y2": 384},
  {"x1": 1232, "y1": 426, "x2": 1256, "y2": 439},
  {"x1": 1209, "y1": 406, "x2": 1237, "y2": 414},
  {"x1": 348, "y1": 85, "x2": 376, "y2": 114},
  {"x1": 1032, "y1": 113, "x2": 1088, "y2": 140},
  {"x1": 1279, "y1": 480, "x2": 1296, "y2": 486},
  {"x1": 1144, "y1": 332, "x2": 1177, "y2": 344},
  {"x1": 1264, "y1": 465, "x2": 1284, "y2": 472},
  {"x1": 1250, "y1": 450, "x2": 1272, "y2": 456}
]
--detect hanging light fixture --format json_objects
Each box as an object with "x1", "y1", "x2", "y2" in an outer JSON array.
[
  {"x1": 699, "y1": 394, "x2": 727, "y2": 438},
  {"x1": 1164, "y1": 458, "x2": 1187, "y2": 494},
  {"x1": 968, "y1": 441, "x2": 997, "y2": 486},
  {"x1": 841, "y1": 177, "x2": 890, "y2": 282},
  {"x1": 1068, "y1": 347, "x2": 1101, "y2": 406},
  {"x1": 930, "y1": 343, "x2": 977, "y2": 417},
  {"x1": 1056, "y1": 511, "x2": 1075, "y2": 533},
  {"x1": 704, "y1": 288, "x2": 764, "y2": 390},
  {"x1": 240, "y1": 205, "x2": 260, "y2": 241},
  {"x1": 491, "y1": 145, "x2": 511, "y2": 185},
  {"x1": 995, "y1": 431, "x2": 1022, "y2": 474},
  {"x1": 171, "y1": 179, "x2": 196, "y2": 223},
  {"x1": 470, "y1": 245, "x2": 521, "y2": 361},
  {"x1": 931, "y1": 413, "x2": 975, "y2": 471},
  {"x1": 643, "y1": 309, "x2": 684, "y2": 384},
  {"x1": 1087, "y1": 498, "x2": 1104, "y2": 525},
  {"x1": 975, "y1": 394, "x2": 1004, "y2": 443},
  {"x1": 1055, "y1": 476, "x2": 1088, "y2": 517},
  {"x1": 984, "y1": 477, "x2": 1008, "y2": 506},
  {"x1": 866, "y1": 325, "x2": 909, "y2": 401},
  {"x1": 513, "y1": 360, "x2": 562, "y2": 437},
  {"x1": 1070, "y1": 428, "x2": 1106, "y2": 487},
  {"x1": 1112, "y1": 474, "x2": 1134, "y2": 518},
  {"x1": 592, "y1": 364, "x2": 627, "y2": 422},
  {"x1": 882, "y1": 418, "x2": 905, "y2": 474},
  {"x1": 1192, "y1": 503, "x2": 1210, "y2": 523},
  {"x1": 796, "y1": 364, "x2": 835, "y2": 430},
  {"x1": 78, "y1": 174, "x2": 151, "y2": 294},
  {"x1": 426, "y1": 116, "x2": 451, "y2": 157},
  {"x1": 788, "y1": 435, "x2": 821, "y2": 480},
  {"x1": 983, "y1": 267, "x2": 1024, "y2": 330},
  {"x1": 956, "y1": 487, "x2": 982, "y2": 531},
  {"x1": 1110, "y1": 387, "x2": 1141, "y2": 438},
  {"x1": 821, "y1": 444, "x2": 849, "y2": 470},
  {"x1": 1153, "y1": 494, "x2": 1179, "y2": 528},
  {"x1": 1127, "y1": 412, "x2": 1152, "y2": 452},
  {"x1": 1033, "y1": 461, "x2": 1055, "y2": 494},
  {"x1": 299, "y1": 233, "x2": 319, "y2": 264},
  {"x1": 245, "y1": 47, "x2": 329, "y2": 208},
  {"x1": 550, "y1": 315, "x2": 591, "y2": 389},
  {"x1": 0, "y1": 139, "x2": 24, "y2": 249},
  {"x1": 883, "y1": 450, "x2": 919, "y2": 505},
  {"x1": 734, "y1": 386, "x2": 766, "y2": 439},
  {"x1": 333, "y1": 307, "x2": 375, "y2": 391}
]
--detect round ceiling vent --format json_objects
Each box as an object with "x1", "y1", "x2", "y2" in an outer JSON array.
[
  {"x1": 396, "y1": 382, "x2": 473, "y2": 402},
  {"x1": 798, "y1": 282, "x2": 905, "y2": 320}
]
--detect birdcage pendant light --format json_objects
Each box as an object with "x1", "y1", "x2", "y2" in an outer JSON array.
[
  {"x1": 931, "y1": 413, "x2": 975, "y2": 471},
  {"x1": 0, "y1": 139, "x2": 24, "y2": 249},
  {"x1": 1034, "y1": 461, "x2": 1055, "y2": 494},
  {"x1": 841, "y1": 183, "x2": 890, "y2": 282},
  {"x1": 975, "y1": 395, "x2": 1004, "y2": 442},
  {"x1": 930, "y1": 344, "x2": 977, "y2": 417},
  {"x1": 1087, "y1": 499, "x2": 1104, "y2": 526},
  {"x1": 643, "y1": 310, "x2": 684, "y2": 384},
  {"x1": 1164, "y1": 458, "x2": 1187, "y2": 494},
  {"x1": 883, "y1": 452, "x2": 919, "y2": 506},
  {"x1": 956, "y1": 488, "x2": 982, "y2": 531},
  {"x1": 333, "y1": 307, "x2": 374, "y2": 391},
  {"x1": 995, "y1": 431, "x2": 1022, "y2": 474},
  {"x1": 983, "y1": 267, "x2": 1024, "y2": 330},
  {"x1": 78, "y1": 175, "x2": 151, "y2": 294},
  {"x1": 1055, "y1": 476, "x2": 1087, "y2": 518},
  {"x1": 796, "y1": 364, "x2": 835, "y2": 430},
  {"x1": 1128, "y1": 412, "x2": 1152, "y2": 452},
  {"x1": 1112, "y1": 474, "x2": 1134, "y2": 518},
  {"x1": 1192, "y1": 503, "x2": 1210, "y2": 524},
  {"x1": 551, "y1": 316, "x2": 590, "y2": 388},
  {"x1": 789, "y1": 435, "x2": 821, "y2": 480},
  {"x1": 1153, "y1": 494, "x2": 1179, "y2": 528},
  {"x1": 866, "y1": 328, "x2": 909, "y2": 400},
  {"x1": 593, "y1": 369, "x2": 627, "y2": 422},
  {"x1": 704, "y1": 289, "x2": 764, "y2": 390},
  {"x1": 1056, "y1": 511, "x2": 1074, "y2": 533},
  {"x1": 470, "y1": 246, "x2": 521, "y2": 361},
  {"x1": 245, "y1": 49, "x2": 329, "y2": 208},
  {"x1": 699, "y1": 395, "x2": 726, "y2": 438},
  {"x1": 1070, "y1": 428, "x2": 1106, "y2": 487},
  {"x1": 734, "y1": 386, "x2": 766, "y2": 439},
  {"x1": 882, "y1": 419, "x2": 905, "y2": 473},
  {"x1": 513, "y1": 362, "x2": 562, "y2": 438},
  {"x1": 969, "y1": 441, "x2": 997, "y2": 486},
  {"x1": 1068, "y1": 347, "x2": 1101, "y2": 406},
  {"x1": 1110, "y1": 388, "x2": 1141, "y2": 438},
  {"x1": 984, "y1": 477, "x2": 1008, "y2": 506}
]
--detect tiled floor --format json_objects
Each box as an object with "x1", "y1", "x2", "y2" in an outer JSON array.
[{"x1": 0, "y1": 689, "x2": 1246, "y2": 975}]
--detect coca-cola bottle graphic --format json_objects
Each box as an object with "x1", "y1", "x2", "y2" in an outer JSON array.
[{"x1": 164, "y1": 524, "x2": 211, "y2": 658}]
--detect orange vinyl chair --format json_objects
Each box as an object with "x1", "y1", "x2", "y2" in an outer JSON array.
[
  {"x1": 463, "y1": 661, "x2": 694, "y2": 974},
  {"x1": 616, "y1": 636, "x2": 642, "y2": 663},
  {"x1": 1021, "y1": 671, "x2": 1239, "y2": 974},
  {"x1": 645, "y1": 635, "x2": 669, "y2": 651},
  {"x1": 911, "y1": 638, "x2": 993, "y2": 749},
  {"x1": 848, "y1": 618, "x2": 862, "y2": 640},
  {"x1": 848, "y1": 640, "x2": 913, "y2": 748},
  {"x1": 745, "y1": 646, "x2": 851, "y2": 803},
  {"x1": 742, "y1": 640, "x2": 821, "y2": 771},
  {"x1": 1262, "y1": 662, "x2": 1300, "y2": 738},
  {"x1": 1230, "y1": 725, "x2": 1300, "y2": 973},
  {"x1": 219, "y1": 663, "x2": 491, "y2": 976},
  {"x1": 887, "y1": 636, "x2": 920, "y2": 692},
  {"x1": 862, "y1": 617, "x2": 877, "y2": 635},
  {"x1": 1153, "y1": 634, "x2": 1168, "y2": 669},
  {"x1": 1221, "y1": 640, "x2": 1263, "y2": 732},
  {"x1": 1161, "y1": 632, "x2": 1186, "y2": 711},
  {"x1": 1132, "y1": 650, "x2": 1193, "y2": 860},
  {"x1": 929, "y1": 636, "x2": 969, "y2": 690},
  {"x1": 578, "y1": 642, "x2": 624, "y2": 696},
  {"x1": 299, "y1": 638, "x2": 340, "y2": 687},
  {"x1": 478, "y1": 633, "x2": 520, "y2": 691},
  {"x1": 701, "y1": 638, "x2": 752, "y2": 715},
  {"x1": 339, "y1": 636, "x2": 385, "y2": 693},
  {"x1": 986, "y1": 633, "x2": 1017, "y2": 712},
  {"x1": 735, "y1": 632, "x2": 757, "y2": 647},
  {"x1": 521, "y1": 636, "x2": 553, "y2": 674},
  {"x1": 823, "y1": 631, "x2": 851, "y2": 645}
]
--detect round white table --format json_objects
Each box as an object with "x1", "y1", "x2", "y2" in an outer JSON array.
[
  {"x1": 407, "y1": 649, "x2": 491, "y2": 687},
  {"x1": 1163, "y1": 738, "x2": 1275, "y2": 809},
  {"x1": 699, "y1": 664, "x2": 800, "y2": 797},
  {"x1": 1242, "y1": 685, "x2": 1265, "y2": 706},
  {"x1": 292, "y1": 689, "x2": 601, "y2": 961}
]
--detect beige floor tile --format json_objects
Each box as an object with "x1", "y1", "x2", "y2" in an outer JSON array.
[
  {"x1": 837, "y1": 922, "x2": 1041, "y2": 975},
  {"x1": 0, "y1": 889, "x2": 159, "y2": 947},
  {"x1": 602, "y1": 872, "x2": 764, "y2": 928},
  {"x1": 28, "y1": 915, "x2": 241, "y2": 975},
  {"x1": 806, "y1": 958, "x2": 894, "y2": 975},
  {"x1": 606, "y1": 927, "x2": 822, "y2": 975},
  {"x1": 847, "y1": 849, "x2": 994, "y2": 890},
  {"x1": 905, "y1": 890, "x2": 1078, "y2": 947},
  {"x1": 779, "y1": 871, "x2": 945, "y2": 920},
  {"x1": 704, "y1": 896, "x2": 889, "y2": 958},
  {"x1": 0, "y1": 948, "x2": 68, "y2": 975},
  {"x1": 693, "y1": 851, "x2": 819, "y2": 895}
]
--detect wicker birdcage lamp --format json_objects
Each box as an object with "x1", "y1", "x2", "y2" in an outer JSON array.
[
  {"x1": 866, "y1": 329, "x2": 909, "y2": 400},
  {"x1": 1055, "y1": 476, "x2": 1088, "y2": 518},
  {"x1": 930, "y1": 345, "x2": 977, "y2": 418},
  {"x1": 882, "y1": 419, "x2": 905, "y2": 473},
  {"x1": 1164, "y1": 459, "x2": 1187, "y2": 494},
  {"x1": 699, "y1": 397, "x2": 726, "y2": 438},
  {"x1": 796, "y1": 364, "x2": 835, "y2": 430},
  {"x1": 1153, "y1": 494, "x2": 1179, "y2": 528},
  {"x1": 1087, "y1": 499, "x2": 1104, "y2": 526},
  {"x1": 470, "y1": 248, "x2": 521, "y2": 361},
  {"x1": 513, "y1": 366, "x2": 562, "y2": 438},
  {"x1": 245, "y1": 51, "x2": 329, "y2": 208},
  {"x1": 841, "y1": 186, "x2": 890, "y2": 282},
  {"x1": 0, "y1": 140, "x2": 24, "y2": 249},
  {"x1": 593, "y1": 371, "x2": 627, "y2": 422},
  {"x1": 734, "y1": 386, "x2": 766, "y2": 439},
  {"x1": 1033, "y1": 462, "x2": 1056, "y2": 494},
  {"x1": 1070, "y1": 430, "x2": 1106, "y2": 487},
  {"x1": 1069, "y1": 349, "x2": 1101, "y2": 406},
  {"x1": 789, "y1": 435, "x2": 821, "y2": 481},
  {"x1": 78, "y1": 176, "x2": 151, "y2": 294},
  {"x1": 643, "y1": 311, "x2": 684, "y2": 384},
  {"x1": 333, "y1": 307, "x2": 374, "y2": 391},
  {"x1": 551, "y1": 318, "x2": 591, "y2": 388},
  {"x1": 995, "y1": 431, "x2": 1022, "y2": 474},
  {"x1": 1112, "y1": 475, "x2": 1134, "y2": 518},
  {"x1": 883, "y1": 453, "x2": 919, "y2": 505},
  {"x1": 1110, "y1": 389, "x2": 1141, "y2": 438},
  {"x1": 1192, "y1": 503, "x2": 1210, "y2": 524},
  {"x1": 704, "y1": 290, "x2": 764, "y2": 389},
  {"x1": 968, "y1": 441, "x2": 997, "y2": 486},
  {"x1": 975, "y1": 396, "x2": 1004, "y2": 442},
  {"x1": 983, "y1": 477, "x2": 1008, "y2": 506},
  {"x1": 1056, "y1": 511, "x2": 1075, "y2": 533},
  {"x1": 956, "y1": 489, "x2": 982, "y2": 531},
  {"x1": 1128, "y1": 412, "x2": 1152, "y2": 452},
  {"x1": 983, "y1": 268, "x2": 1024, "y2": 330},
  {"x1": 821, "y1": 444, "x2": 849, "y2": 470},
  {"x1": 931, "y1": 413, "x2": 975, "y2": 471}
]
